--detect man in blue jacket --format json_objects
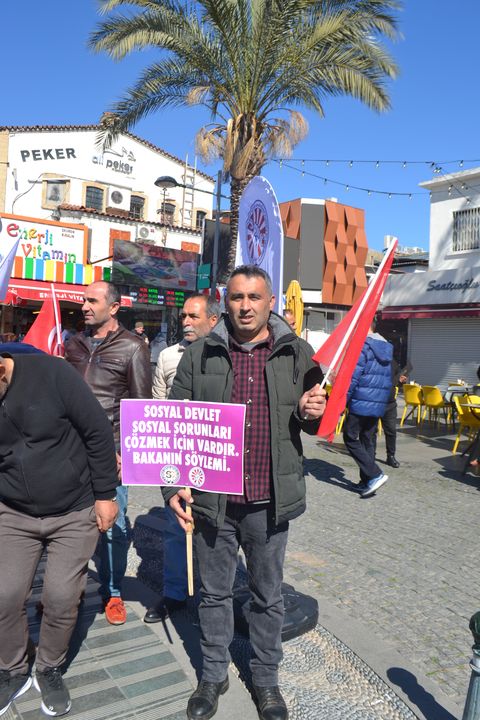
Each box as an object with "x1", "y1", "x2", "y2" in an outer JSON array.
[{"x1": 343, "y1": 327, "x2": 393, "y2": 498}]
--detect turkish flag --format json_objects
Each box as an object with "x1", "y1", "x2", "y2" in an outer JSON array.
[
  {"x1": 23, "y1": 286, "x2": 64, "y2": 356},
  {"x1": 313, "y1": 240, "x2": 397, "y2": 441}
]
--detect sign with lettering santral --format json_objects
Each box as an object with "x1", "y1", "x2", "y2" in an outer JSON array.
[
  {"x1": 0, "y1": 213, "x2": 88, "y2": 266},
  {"x1": 120, "y1": 399, "x2": 246, "y2": 494}
]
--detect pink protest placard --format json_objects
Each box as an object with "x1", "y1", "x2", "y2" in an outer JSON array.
[{"x1": 120, "y1": 399, "x2": 245, "y2": 494}]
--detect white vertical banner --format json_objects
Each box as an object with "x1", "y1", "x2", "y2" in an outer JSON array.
[
  {"x1": 0, "y1": 233, "x2": 20, "y2": 302},
  {"x1": 236, "y1": 176, "x2": 284, "y2": 314}
]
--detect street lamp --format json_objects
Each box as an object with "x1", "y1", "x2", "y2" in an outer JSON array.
[
  {"x1": 154, "y1": 175, "x2": 178, "y2": 245},
  {"x1": 154, "y1": 172, "x2": 225, "y2": 297}
]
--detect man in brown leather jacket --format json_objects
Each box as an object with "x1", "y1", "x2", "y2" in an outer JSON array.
[{"x1": 65, "y1": 281, "x2": 151, "y2": 625}]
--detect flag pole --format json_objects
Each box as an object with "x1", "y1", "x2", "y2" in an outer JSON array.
[
  {"x1": 320, "y1": 240, "x2": 397, "y2": 388},
  {"x1": 51, "y1": 283, "x2": 62, "y2": 355}
]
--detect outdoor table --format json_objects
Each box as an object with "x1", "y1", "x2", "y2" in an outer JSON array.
[{"x1": 443, "y1": 385, "x2": 472, "y2": 403}]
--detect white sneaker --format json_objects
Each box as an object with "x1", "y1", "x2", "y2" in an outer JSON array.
[{"x1": 360, "y1": 473, "x2": 388, "y2": 498}]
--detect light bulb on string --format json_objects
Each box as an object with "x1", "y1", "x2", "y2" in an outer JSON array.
[
  {"x1": 349, "y1": 160, "x2": 353, "y2": 167},
  {"x1": 375, "y1": 161, "x2": 380, "y2": 168},
  {"x1": 402, "y1": 161, "x2": 407, "y2": 168},
  {"x1": 460, "y1": 160, "x2": 464, "y2": 167}
]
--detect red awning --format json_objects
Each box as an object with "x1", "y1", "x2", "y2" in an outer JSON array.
[
  {"x1": 381, "y1": 304, "x2": 480, "y2": 320},
  {"x1": 6, "y1": 279, "x2": 132, "y2": 307}
]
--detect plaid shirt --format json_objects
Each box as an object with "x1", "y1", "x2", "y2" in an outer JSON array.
[{"x1": 227, "y1": 331, "x2": 273, "y2": 504}]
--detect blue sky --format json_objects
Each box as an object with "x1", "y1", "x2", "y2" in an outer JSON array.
[{"x1": 3, "y1": 1, "x2": 479, "y2": 250}]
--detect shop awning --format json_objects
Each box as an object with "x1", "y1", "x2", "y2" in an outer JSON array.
[
  {"x1": 5, "y1": 279, "x2": 133, "y2": 307},
  {"x1": 380, "y1": 304, "x2": 480, "y2": 320}
]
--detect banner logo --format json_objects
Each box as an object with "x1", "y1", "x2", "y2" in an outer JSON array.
[{"x1": 246, "y1": 200, "x2": 269, "y2": 263}]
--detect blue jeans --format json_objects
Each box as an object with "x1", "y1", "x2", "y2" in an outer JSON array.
[
  {"x1": 163, "y1": 505, "x2": 187, "y2": 600},
  {"x1": 98, "y1": 485, "x2": 129, "y2": 599},
  {"x1": 194, "y1": 503, "x2": 288, "y2": 686}
]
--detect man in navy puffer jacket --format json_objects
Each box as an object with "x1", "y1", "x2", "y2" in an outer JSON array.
[{"x1": 343, "y1": 329, "x2": 393, "y2": 498}]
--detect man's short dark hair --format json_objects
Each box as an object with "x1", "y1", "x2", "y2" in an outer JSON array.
[
  {"x1": 186, "y1": 293, "x2": 220, "y2": 319},
  {"x1": 228, "y1": 265, "x2": 273, "y2": 297},
  {"x1": 104, "y1": 282, "x2": 121, "y2": 306}
]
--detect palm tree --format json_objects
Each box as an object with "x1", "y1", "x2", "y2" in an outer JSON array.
[{"x1": 90, "y1": 0, "x2": 401, "y2": 272}]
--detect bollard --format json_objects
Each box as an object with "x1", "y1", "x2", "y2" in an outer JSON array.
[{"x1": 462, "y1": 612, "x2": 480, "y2": 720}]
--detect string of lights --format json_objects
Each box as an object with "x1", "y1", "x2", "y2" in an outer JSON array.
[
  {"x1": 273, "y1": 157, "x2": 479, "y2": 168},
  {"x1": 273, "y1": 158, "x2": 480, "y2": 201}
]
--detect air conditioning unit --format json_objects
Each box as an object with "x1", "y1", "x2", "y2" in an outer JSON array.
[
  {"x1": 136, "y1": 225, "x2": 154, "y2": 242},
  {"x1": 109, "y1": 189, "x2": 124, "y2": 205}
]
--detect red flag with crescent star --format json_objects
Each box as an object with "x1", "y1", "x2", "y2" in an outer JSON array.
[{"x1": 23, "y1": 284, "x2": 64, "y2": 356}]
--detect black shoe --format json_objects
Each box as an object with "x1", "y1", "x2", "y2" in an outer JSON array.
[
  {"x1": 386, "y1": 455, "x2": 400, "y2": 468},
  {"x1": 253, "y1": 685, "x2": 288, "y2": 720},
  {"x1": 143, "y1": 597, "x2": 187, "y2": 623},
  {"x1": 187, "y1": 678, "x2": 229, "y2": 719},
  {"x1": 34, "y1": 667, "x2": 71, "y2": 716},
  {"x1": 0, "y1": 670, "x2": 32, "y2": 715}
]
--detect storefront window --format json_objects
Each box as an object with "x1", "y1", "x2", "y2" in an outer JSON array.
[
  {"x1": 196, "y1": 210, "x2": 207, "y2": 229},
  {"x1": 452, "y1": 207, "x2": 480, "y2": 252},
  {"x1": 130, "y1": 195, "x2": 145, "y2": 220},
  {"x1": 85, "y1": 186, "x2": 105, "y2": 212}
]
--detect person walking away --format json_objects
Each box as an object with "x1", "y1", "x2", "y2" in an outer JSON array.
[
  {"x1": 65, "y1": 281, "x2": 151, "y2": 625},
  {"x1": 0, "y1": 352, "x2": 118, "y2": 717},
  {"x1": 378, "y1": 359, "x2": 408, "y2": 468},
  {"x1": 343, "y1": 326, "x2": 393, "y2": 498},
  {"x1": 144, "y1": 294, "x2": 220, "y2": 623},
  {"x1": 164, "y1": 266, "x2": 326, "y2": 720}
]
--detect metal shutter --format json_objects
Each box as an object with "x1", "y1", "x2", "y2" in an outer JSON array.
[{"x1": 408, "y1": 318, "x2": 480, "y2": 388}]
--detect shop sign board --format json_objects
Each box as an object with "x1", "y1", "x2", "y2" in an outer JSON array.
[
  {"x1": 120, "y1": 399, "x2": 246, "y2": 494},
  {"x1": 0, "y1": 213, "x2": 88, "y2": 266}
]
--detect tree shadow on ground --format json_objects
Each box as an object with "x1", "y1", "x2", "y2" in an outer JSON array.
[{"x1": 387, "y1": 667, "x2": 459, "y2": 720}]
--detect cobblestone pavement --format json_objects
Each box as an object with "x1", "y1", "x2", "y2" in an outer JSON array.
[
  {"x1": 288, "y1": 419, "x2": 478, "y2": 712},
  {"x1": 126, "y1": 411, "x2": 476, "y2": 718},
  {"x1": 127, "y1": 497, "x2": 420, "y2": 719}
]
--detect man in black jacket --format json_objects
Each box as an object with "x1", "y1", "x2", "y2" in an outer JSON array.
[
  {"x1": 65, "y1": 281, "x2": 151, "y2": 625},
  {"x1": 0, "y1": 352, "x2": 119, "y2": 717},
  {"x1": 166, "y1": 266, "x2": 326, "y2": 720}
]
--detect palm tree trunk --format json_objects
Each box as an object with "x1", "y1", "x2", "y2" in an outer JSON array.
[{"x1": 227, "y1": 175, "x2": 250, "y2": 275}]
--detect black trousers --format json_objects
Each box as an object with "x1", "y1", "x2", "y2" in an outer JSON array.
[
  {"x1": 380, "y1": 400, "x2": 397, "y2": 458},
  {"x1": 343, "y1": 412, "x2": 382, "y2": 482}
]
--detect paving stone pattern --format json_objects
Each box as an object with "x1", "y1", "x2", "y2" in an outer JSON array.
[{"x1": 287, "y1": 423, "x2": 478, "y2": 710}]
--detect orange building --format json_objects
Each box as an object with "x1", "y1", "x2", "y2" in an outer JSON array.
[{"x1": 280, "y1": 197, "x2": 369, "y2": 336}]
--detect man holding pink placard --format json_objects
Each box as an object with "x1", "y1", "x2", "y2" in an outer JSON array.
[{"x1": 165, "y1": 265, "x2": 326, "y2": 720}]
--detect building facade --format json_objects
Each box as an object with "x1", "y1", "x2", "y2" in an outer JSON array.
[
  {"x1": 280, "y1": 197, "x2": 369, "y2": 342},
  {"x1": 381, "y1": 167, "x2": 480, "y2": 386},
  {"x1": 0, "y1": 125, "x2": 215, "y2": 341}
]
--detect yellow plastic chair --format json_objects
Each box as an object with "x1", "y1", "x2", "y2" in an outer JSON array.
[
  {"x1": 325, "y1": 383, "x2": 346, "y2": 435},
  {"x1": 421, "y1": 386, "x2": 453, "y2": 426},
  {"x1": 400, "y1": 384, "x2": 424, "y2": 426},
  {"x1": 452, "y1": 396, "x2": 480, "y2": 454}
]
